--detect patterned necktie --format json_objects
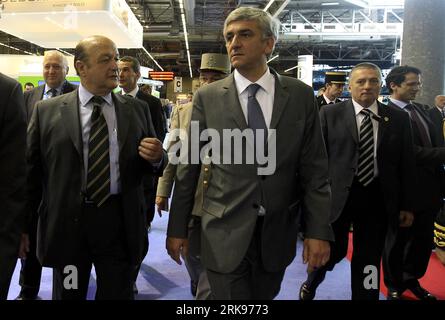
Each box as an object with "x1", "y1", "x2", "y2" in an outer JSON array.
[
  {"x1": 247, "y1": 83, "x2": 268, "y2": 156},
  {"x1": 357, "y1": 108, "x2": 374, "y2": 187},
  {"x1": 86, "y1": 96, "x2": 110, "y2": 207},
  {"x1": 46, "y1": 88, "x2": 57, "y2": 99},
  {"x1": 405, "y1": 104, "x2": 432, "y2": 147}
]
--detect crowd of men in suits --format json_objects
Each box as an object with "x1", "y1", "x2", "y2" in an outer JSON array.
[{"x1": 1, "y1": 6, "x2": 445, "y2": 300}]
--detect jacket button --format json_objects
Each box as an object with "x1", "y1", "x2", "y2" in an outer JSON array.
[
  {"x1": 203, "y1": 180, "x2": 208, "y2": 185},
  {"x1": 204, "y1": 167, "x2": 209, "y2": 172},
  {"x1": 261, "y1": 176, "x2": 266, "y2": 180}
]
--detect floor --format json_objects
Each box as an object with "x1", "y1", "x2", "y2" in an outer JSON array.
[{"x1": 7, "y1": 214, "x2": 362, "y2": 300}]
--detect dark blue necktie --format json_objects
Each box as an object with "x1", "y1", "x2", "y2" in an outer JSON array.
[{"x1": 247, "y1": 84, "x2": 268, "y2": 152}]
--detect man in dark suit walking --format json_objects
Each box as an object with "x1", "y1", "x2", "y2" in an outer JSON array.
[
  {"x1": 299, "y1": 62, "x2": 416, "y2": 300},
  {"x1": 17, "y1": 50, "x2": 77, "y2": 300},
  {"x1": 117, "y1": 55, "x2": 167, "y2": 294},
  {"x1": 383, "y1": 65, "x2": 445, "y2": 300},
  {"x1": 316, "y1": 71, "x2": 346, "y2": 108},
  {"x1": 0, "y1": 73, "x2": 27, "y2": 300},
  {"x1": 27, "y1": 35, "x2": 165, "y2": 300},
  {"x1": 167, "y1": 7, "x2": 333, "y2": 300},
  {"x1": 428, "y1": 95, "x2": 445, "y2": 147}
]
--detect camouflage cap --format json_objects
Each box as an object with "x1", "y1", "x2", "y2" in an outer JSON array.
[{"x1": 200, "y1": 53, "x2": 231, "y2": 74}]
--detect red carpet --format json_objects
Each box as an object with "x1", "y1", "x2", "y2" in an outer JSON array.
[{"x1": 346, "y1": 233, "x2": 445, "y2": 300}]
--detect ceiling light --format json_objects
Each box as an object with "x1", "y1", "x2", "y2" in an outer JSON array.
[
  {"x1": 179, "y1": 0, "x2": 192, "y2": 78},
  {"x1": 321, "y1": 2, "x2": 340, "y2": 5},
  {"x1": 141, "y1": 46, "x2": 164, "y2": 71},
  {"x1": 0, "y1": 42, "x2": 33, "y2": 55},
  {"x1": 264, "y1": 0, "x2": 276, "y2": 12},
  {"x1": 284, "y1": 65, "x2": 299, "y2": 73},
  {"x1": 267, "y1": 54, "x2": 279, "y2": 63}
]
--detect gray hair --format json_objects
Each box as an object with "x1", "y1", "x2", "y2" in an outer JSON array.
[
  {"x1": 350, "y1": 62, "x2": 382, "y2": 82},
  {"x1": 43, "y1": 50, "x2": 69, "y2": 71},
  {"x1": 224, "y1": 7, "x2": 279, "y2": 43}
]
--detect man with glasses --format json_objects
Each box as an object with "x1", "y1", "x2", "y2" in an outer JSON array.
[{"x1": 383, "y1": 65, "x2": 445, "y2": 300}]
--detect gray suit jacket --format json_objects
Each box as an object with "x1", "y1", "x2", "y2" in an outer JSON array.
[
  {"x1": 168, "y1": 70, "x2": 333, "y2": 273},
  {"x1": 24, "y1": 81, "x2": 77, "y2": 122},
  {"x1": 27, "y1": 89, "x2": 166, "y2": 267}
]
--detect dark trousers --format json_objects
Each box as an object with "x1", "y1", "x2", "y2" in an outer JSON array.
[
  {"x1": 305, "y1": 178, "x2": 388, "y2": 300},
  {"x1": 18, "y1": 210, "x2": 42, "y2": 298},
  {"x1": 52, "y1": 196, "x2": 133, "y2": 300},
  {"x1": 206, "y1": 217, "x2": 286, "y2": 300},
  {"x1": 383, "y1": 208, "x2": 437, "y2": 291}
]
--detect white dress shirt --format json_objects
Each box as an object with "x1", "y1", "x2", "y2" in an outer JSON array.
[
  {"x1": 234, "y1": 68, "x2": 275, "y2": 130},
  {"x1": 78, "y1": 84, "x2": 120, "y2": 194}
]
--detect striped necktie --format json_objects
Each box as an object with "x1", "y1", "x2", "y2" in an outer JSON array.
[
  {"x1": 86, "y1": 96, "x2": 110, "y2": 207},
  {"x1": 357, "y1": 108, "x2": 374, "y2": 187}
]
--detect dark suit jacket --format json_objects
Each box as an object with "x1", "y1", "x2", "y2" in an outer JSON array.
[
  {"x1": 136, "y1": 90, "x2": 167, "y2": 142},
  {"x1": 317, "y1": 95, "x2": 341, "y2": 109},
  {"x1": 320, "y1": 100, "x2": 416, "y2": 224},
  {"x1": 24, "y1": 81, "x2": 77, "y2": 122},
  {"x1": 428, "y1": 106, "x2": 445, "y2": 147},
  {"x1": 0, "y1": 73, "x2": 27, "y2": 299},
  {"x1": 387, "y1": 101, "x2": 445, "y2": 212},
  {"x1": 168, "y1": 70, "x2": 334, "y2": 273},
  {"x1": 27, "y1": 90, "x2": 167, "y2": 267}
]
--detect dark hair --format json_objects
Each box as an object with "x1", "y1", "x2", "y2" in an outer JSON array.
[
  {"x1": 385, "y1": 65, "x2": 421, "y2": 94},
  {"x1": 24, "y1": 82, "x2": 34, "y2": 87},
  {"x1": 119, "y1": 56, "x2": 141, "y2": 74}
]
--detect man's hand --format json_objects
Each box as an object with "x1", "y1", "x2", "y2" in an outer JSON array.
[
  {"x1": 166, "y1": 237, "x2": 189, "y2": 265},
  {"x1": 302, "y1": 238, "x2": 330, "y2": 273},
  {"x1": 138, "y1": 137, "x2": 163, "y2": 163},
  {"x1": 18, "y1": 233, "x2": 30, "y2": 259},
  {"x1": 399, "y1": 210, "x2": 414, "y2": 228},
  {"x1": 155, "y1": 196, "x2": 168, "y2": 216},
  {"x1": 436, "y1": 248, "x2": 445, "y2": 265}
]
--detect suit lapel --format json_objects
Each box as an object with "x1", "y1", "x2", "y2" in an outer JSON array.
[
  {"x1": 344, "y1": 100, "x2": 359, "y2": 143},
  {"x1": 377, "y1": 102, "x2": 389, "y2": 149},
  {"x1": 60, "y1": 90, "x2": 82, "y2": 156},
  {"x1": 222, "y1": 74, "x2": 248, "y2": 130},
  {"x1": 113, "y1": 92, "x2": 130, "y2": 152},
  {"x1": 270, "y1": 73, "x2": 289, "y2": 130}
]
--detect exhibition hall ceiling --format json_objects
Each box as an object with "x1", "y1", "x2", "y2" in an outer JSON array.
[{"x1": 0, "y1": 0, "x2": 404, "y2": 75}]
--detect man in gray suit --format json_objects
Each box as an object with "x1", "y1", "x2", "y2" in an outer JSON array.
[
  {"x1": 166, "y1": 7, "x2": 333, "y2": 300},
  {"x1": 23, "y1": 50, "x2": 77, "y2": 122},
  {"x1": 27, "y1": 35, "x2": 165, "y2": 300},
  {"x1": 17, "y1": 50, "x2": 77, "y2": 301}
]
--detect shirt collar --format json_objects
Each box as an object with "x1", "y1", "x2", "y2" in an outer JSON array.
[
  {"x1": 121, "y1": 86, "x2": 139, "y2": 97},
  {"x1": 44, "y1": 81, "x2": 65, "y2": 95},
  {"x1": 323, "y1": 94, "x2": 333, "y2": 104},
  {"x1": 78, "y1": 84, "x2": 113, "y2": 108},
  {"x1": 234, "y1": 68, "x2": 274, "y2": 96},
  {"x1": 389, "y1": 98, "x2": 411, "y2": 110},
  {"x1": 352, "y1": 98, "x2": 378, "y2": 116}
]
